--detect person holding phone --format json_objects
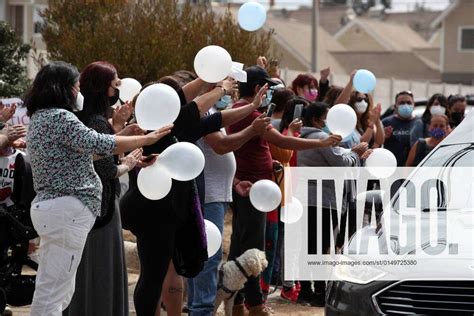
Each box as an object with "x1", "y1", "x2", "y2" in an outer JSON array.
[
  {"x1": 266, "y1": 88, "x2": 294, "y2": 129},
  {"x1": 228, "y1": 66, "x2": 341, "y2": 316}
]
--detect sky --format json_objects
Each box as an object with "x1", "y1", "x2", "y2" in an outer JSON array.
[{"x1": 222, "y1": 0, "x2": 452, "y2": 12}]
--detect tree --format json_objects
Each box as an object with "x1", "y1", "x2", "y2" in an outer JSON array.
[
  {"x1": 41, "y1": 0, "x2": 274, "y2": 84},
  {"x1": 0, "y1": 21, "x2": 31, "y2": 98}
]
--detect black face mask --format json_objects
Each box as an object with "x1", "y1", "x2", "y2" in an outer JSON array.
[
  {"x1": 109, "y1": 88, "x2": 120, "y2": 106},
  {"x1": 450, "y1": 112, "x2": 464, "y2": 126}
]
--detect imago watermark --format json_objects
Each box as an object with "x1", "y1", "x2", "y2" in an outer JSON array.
[{"x1": 283, "y1": 167, "x2": 474, "y2": 283}]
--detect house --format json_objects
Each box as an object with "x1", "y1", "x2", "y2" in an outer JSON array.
[
  {"x1": 334, "y1": 18, "x2": 433, "y2": 52},
  {"x1": 430, "y1": 0, "x2": 474, "y2": 85},
  {"x1": 265, "y1": 16, "x2": 347, "y2": 74},
  {"x1": 0, "y1": 0, "x2": 48, "y2": 78}
]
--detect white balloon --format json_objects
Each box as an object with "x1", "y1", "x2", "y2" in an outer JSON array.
[
  {"x1": 280, "y1": 197, "x2": 303, "y2": 224},
  {"x1": 365, "y1": 148, "x2": 397, "y2": 179},
  {"x1": 249, "y1": 180, "x2": 282, "y2": 213},
  {"x1": 137, "y1": 164, "x2": 172, "y2": 200},
  {"x1": 326, "y1": 104, "x2": 357, "y2": 138},
  {"x1": 118, "y1": 78, "x2": 142, "y2": 103},
  {"x1": 194, "y1": 46, "x2": 233, "y2": 83},
  {"x1": 135, "y1": 83, "x2": 180, "y2": 131},
  {"x1": 159, "y1": 142, "x2": 205, "y2": 181},
  {"x1": 204, "y1": 219, "x2": 222, "y2": 258}
]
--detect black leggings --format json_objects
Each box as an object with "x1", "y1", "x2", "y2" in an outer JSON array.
[{"x1": 133, "y1": 220, "x2": 176, "y2": 316}]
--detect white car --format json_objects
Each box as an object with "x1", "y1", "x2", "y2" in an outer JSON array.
[{"x1": 326, "y1": 111, "x2": 474, "y2": 315}]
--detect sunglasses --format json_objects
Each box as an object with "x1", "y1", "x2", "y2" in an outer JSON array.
[{"x1": 356, "y1": 97, "x2": 368, "y2": 102}]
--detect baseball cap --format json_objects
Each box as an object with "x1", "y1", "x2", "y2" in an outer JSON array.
[{"x1": 245, "y1": 66, "x2": 280, "y2": 87}]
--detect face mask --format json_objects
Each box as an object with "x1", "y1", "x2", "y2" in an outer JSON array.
[
  {"x1": 355, "y1": 100, "x2": 368, "y2": 114},
  {"x1": 450, "y1": 112, "x2": 464, "y2": 125},
  {"x1": 304, "y1": 89, "x2": 318, "y2": 102},
  {"x1": 109, "y1": 88, "x2": 120, "y2": 106},
  {"x1": 73, "y1": 91, "x2": 84, "y2": 112},
  {"x1": 429, "y1": 127, "x2": 446, "y2": 140},
  {"x1": 398, "y1": 103, "x2": 414, "y2": 118},
  {"x1": 430, "y1": 105, "x2": 445, "y2": 116},
  {"x1": 319, "y1": 120, "x2": 331, "y2": 134},
  {"x1": 215, "y1": 95, "x2": 232, "y2": 110},
  {"x1": 261, "y1": 89, "x2": 273, "y2": 108}
]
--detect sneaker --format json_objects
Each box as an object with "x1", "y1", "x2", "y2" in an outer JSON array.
[
  {"x1": 248, "y1": 304, "x2": 274, "y2": 316},
  {"x1": 296, "y1": 289, "x2": 314, "y2": 305},
  {"x1": 310, "y1": 293, "x2": 326, "y2": 307},
  {"x1": 280, "y1": 286, "x2": 300, "y2": 303}
]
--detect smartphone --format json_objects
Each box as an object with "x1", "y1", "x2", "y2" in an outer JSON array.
[
  {"x1": 266, "y1": 103, "x2": 276, "y2": 117},
  {"x1": 293, "y1": 103, "x2": 304, "y2": 121},
  {"x1": 142, "y1": 155, "x2": 155, "y2": 163}
]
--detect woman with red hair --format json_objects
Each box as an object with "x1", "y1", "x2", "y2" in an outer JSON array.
[
  {"x1": 291, "y1": 67, "x2": 330, "y2": 102},
  {"x1": 64, "y1": 61, "x2": 149, "y2": 316}
]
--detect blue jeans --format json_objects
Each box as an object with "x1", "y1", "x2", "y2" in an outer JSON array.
[{"x1": 187, "y1": 202, "x2": 227, "y2": 316}]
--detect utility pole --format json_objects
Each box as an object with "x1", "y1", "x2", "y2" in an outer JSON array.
[{"x1": 311, "y1": 0, "x2": 319, "y2": 72}]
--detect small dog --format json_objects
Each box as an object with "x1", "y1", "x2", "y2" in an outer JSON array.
[{"x1": 214, "y1": 249, "x2": 268, "y2": 316}]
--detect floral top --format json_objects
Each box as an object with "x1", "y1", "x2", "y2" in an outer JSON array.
[{"x1": 26, "y1": 108, "x2": 116, "y2": 216}]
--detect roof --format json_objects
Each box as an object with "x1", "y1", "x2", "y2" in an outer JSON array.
[
  {"x1": 380, "y1": 10, "x2": 442, "y2": 41},
  {"x1": 334, "y1": 18, "x2": 432, "y2": 52},
  {"x1": 271, "y1": 5, "x2": 351, "y2": 35},
  {"x1": 329, "y1": 51, "x2": 441, "y2": 81},
  {"x1": 430, "y1": 0, "x2": 460, "y2": 29},
  {"x1": 265, "y1": 16, "x2": 347, "y2": 74}
]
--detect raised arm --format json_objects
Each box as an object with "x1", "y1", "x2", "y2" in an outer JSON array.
[
  {"x1": 334, "y1": 70, "x2": 356, "y2": 105},
  {"x1": 263, "y1": 128, "x2": 341, "y2": 150},
  {"x1": 193, "y1": 79, "x2": 234, "y2": 115},
  {"x1": 220, "y1": 84, "x2": 268, "y2": 127},
  {"x1": 204, "y1": 114, "x2": 271, "y2": 155},
  {"x1": 182, "y1": 78, "x2": 208, "y2": 103}
]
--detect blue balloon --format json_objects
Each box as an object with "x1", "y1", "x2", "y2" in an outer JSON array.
[
  {"x1": 353, "y1": 69, "x2": 377, "y2": 93},
  {"x1": 238, "y1": 2, "x2": 267, "y2": 32}
]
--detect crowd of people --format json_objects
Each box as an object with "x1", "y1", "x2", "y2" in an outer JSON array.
[{"x1": 0, "y1": 56, "x2": 468, "y2": 316}]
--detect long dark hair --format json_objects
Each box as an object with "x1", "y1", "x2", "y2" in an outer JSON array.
[
  {"x1": 279, "y1": 97, "x2": 309, "y2": 132},
  {"x1": 322, "y1": 85, "x2": 343, "y2": 106},
  {"x1": 271, "y1": 88, "x2": 295, "y2": 114},
  {"x1": 348, "y1": 90, "x2": 372, "y2": 132},
  {"x1": 422, "y1": 93, "x2": 448, "y2": 123},
  {"x1": 303, "y1": 102, "x2": 329, "y2": 127},
  {"x1": 77, "y1": 61, "x2": 117, "y2": 123},
  {"x1": 25, "y1": 61, "x2": 79, "y2": 117}
]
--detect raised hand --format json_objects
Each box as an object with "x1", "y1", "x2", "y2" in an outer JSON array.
[{"x1": 251, "y1": 113, "x2": 272, "y2": 135}]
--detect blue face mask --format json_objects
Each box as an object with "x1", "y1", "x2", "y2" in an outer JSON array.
[
  {"x1": 215, "y1": 95, "x2": 232, "y2": 110},
  {"x1": 398, "y1": 103, "x2": 414, "y2": 118},
  {"x1": 321, "y1": 120, "x2": 331, "y2": 134},
  {"x1": 261, "y1": 89, "x2": 274, "y2": 108},
  {"x1": 429, "y1": 127, "x2": 446, "y2": 139}
]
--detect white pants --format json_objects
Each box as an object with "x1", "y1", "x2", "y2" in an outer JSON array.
[{"x1": 29, "y1": 196, "x2": 96, "y2": 316}]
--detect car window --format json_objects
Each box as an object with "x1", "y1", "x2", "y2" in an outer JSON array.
[
  {"x1": 391, "y1": 143, "x2": 474, "y2": 213},
  {"x1": 421, "y1": 143, "x2": 474, "y2": 167}
]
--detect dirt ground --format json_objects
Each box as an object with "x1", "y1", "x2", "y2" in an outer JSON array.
[{"x1": 9, "y1": 212, "x2": 323, "y2": 315}]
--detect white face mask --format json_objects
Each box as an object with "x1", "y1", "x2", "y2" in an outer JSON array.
[
  {"x1": 430, "y1": 105, "x2": 445, "y2": 116},
  {"x1": 73, "y1": 91, "x2": 84, "y2": 112},
  {"x1": 354, "y1": 100, "x2": 368, "y2": 114}
]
